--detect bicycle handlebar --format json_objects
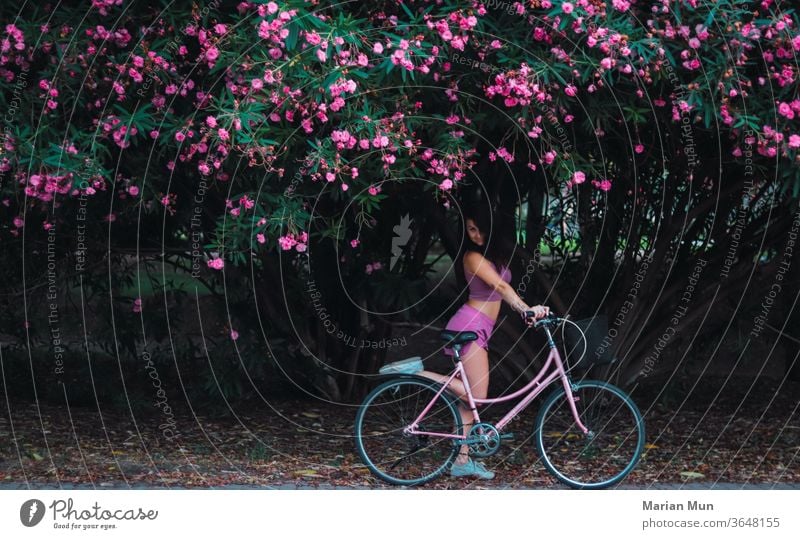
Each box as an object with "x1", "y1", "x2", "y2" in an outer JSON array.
[
  {"x1": 521, "y1": 312, "x2": 589, "y2": 371},
  {"x1": 523, "y1": 311, "x2": 561, "y2": 329}
]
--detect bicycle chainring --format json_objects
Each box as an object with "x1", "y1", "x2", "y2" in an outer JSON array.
[{"x1": 467, "y1": 423, "x2": 501, "y2": 458}]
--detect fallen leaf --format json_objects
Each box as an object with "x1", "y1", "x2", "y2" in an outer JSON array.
[{"x1": 292, "y1": 469, "x2": 322, "y2": 477}]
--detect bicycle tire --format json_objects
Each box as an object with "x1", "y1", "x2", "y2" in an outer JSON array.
[
  {"x1": 354, "y1": 376, "x2": 463, "y2": 486},
  {"x1": 533, "y1": 380, "x2": 645, "y2": 489}
]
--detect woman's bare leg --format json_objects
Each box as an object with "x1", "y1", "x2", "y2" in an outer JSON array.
[
  {"x1": 456, "y1": 344, "x2": 489, "y2": 463},
  {"x1": 416, "y1": 370, "x2": 466, "y2": 396},
  {"x1": 417, "y1": 343, "x2": 489, "y2": 464}
]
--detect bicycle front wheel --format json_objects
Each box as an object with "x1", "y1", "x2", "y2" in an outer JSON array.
[
  {"x1": 354, "y1": 377, "x2": 463, "y2": 486},
  {"x1": 534, "y1": 380, "x2": 645, "y2": 489}
]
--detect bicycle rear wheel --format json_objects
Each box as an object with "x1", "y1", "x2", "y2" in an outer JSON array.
[
  {"x1": 354, "y1": 377, "x2": 462, "y2": 486},
  {"x1": 534, "y1": 380, "x2": 645, "y2": 489}
]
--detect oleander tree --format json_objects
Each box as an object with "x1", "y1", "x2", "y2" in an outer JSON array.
[{"x1": 1, "y1": 0, "x2": 798, "y2": 403}]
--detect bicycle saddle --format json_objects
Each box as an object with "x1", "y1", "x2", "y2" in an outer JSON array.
[{"x1": 439, "y1": 330, "x2": 478, "y2": 348}]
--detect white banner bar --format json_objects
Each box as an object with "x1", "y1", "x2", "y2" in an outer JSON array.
[{"x1": 2, "y1": 489, "x2": 798, "y2": 538}]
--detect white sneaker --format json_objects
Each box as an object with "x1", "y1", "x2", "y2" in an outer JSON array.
[{"x1": 450, "y1": 458, "x2": 495, "y2": 479}]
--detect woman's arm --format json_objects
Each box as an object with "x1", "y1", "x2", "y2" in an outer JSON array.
[{"x1": 464, "y1": 251, "x2": 549, "y2": 319}]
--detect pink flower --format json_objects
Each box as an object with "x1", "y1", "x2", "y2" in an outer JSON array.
[
  {"x1": 278, "y1": 235, "x2": 297, "y2": 250},
  {"x1": 206, "y1": 116, "x2": 217, "y2": 128},
  {"x1": 373, "y1": 42, "x2": 384, "y2": 54},
  {"x1": 257, "y1": 233, "x2": 266, "y2": 244},
  {"x1": 350, "y1": 238, "x2": 360, "y2": 248},
  {"x1": 572, "y1": 171, "x2": 586, "y2": 185},
  {"x1": 305, "y1": 31, "x2": 321, "y2": 46},
  {"x1": 592, "y1": 179, "x2": 613, "y2": 191},
  {"x1": 132, "y1": 297, "x2": 142, "y2": 313},
  {"x1": 635, "y1": 144, "x2": 645, "y2": 154},
  {"x1": 205, "y1": 47, "x2": 219, "y2": 62},
  {"x1": 217, "y1": 128, "x2": 229, "y2": 140},
  {"x1": 230, "y1": 329, "x2": 239, "y2": 340},
  {"x1": 565, "y1": 85, "x2": 577, "y2": 97},
  {"x1": 127, "y1": 185, "x2": 139, "y2": 196},
  {"x1": 497, "y1": 147, "x2": 515, "y2": 162},
  {"x1": 341, "y1": 183, "x2": 349, "y2": 191},
  {"x1": 207, "y1": 257, "x2": 225, "y2": 270},
  {"x1": 562, "y1": 2, "x2": 574, "y2": 14},
  {"x1": 258, "y1": 20, "x2": 270, "y2": 39},
  {"x1": 788, "y1": 134, "x2": 800, "y2": 149},
  {"x1": 174, "y1": 131, "x2": 186, "y2": 142},
  {"x1": 440, "y1": 179, "x2": 453, "y2": 191}
]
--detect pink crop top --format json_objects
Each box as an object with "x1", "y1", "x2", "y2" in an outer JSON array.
[{"x1": 465, "y1": 260, "x2": 511, "y2": 302}]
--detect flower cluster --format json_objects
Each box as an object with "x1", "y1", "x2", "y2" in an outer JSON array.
[{"x1": 278, "y1": 231, "x2": 308, "y2": 252}]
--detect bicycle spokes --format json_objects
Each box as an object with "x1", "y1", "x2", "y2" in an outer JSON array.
[
  {"x1": 535, "y1": 381, "x2": 645, "y2": 488},
  {"x1": 355, "y1": 379, "x2": 462, "y2": 485}
]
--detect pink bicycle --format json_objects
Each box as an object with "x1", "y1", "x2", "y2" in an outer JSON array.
[{"x1": 354, "y1": 313, "x2": 645, "y2": 488}]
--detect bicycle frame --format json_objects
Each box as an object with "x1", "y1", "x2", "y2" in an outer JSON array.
[{"x1": 404, "y1": 324, "x2": 590, "y2": 441}]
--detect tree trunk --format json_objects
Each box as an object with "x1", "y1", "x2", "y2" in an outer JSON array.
[{"x1": 781, "y1": 204, "x2": 800, "y2": 381}]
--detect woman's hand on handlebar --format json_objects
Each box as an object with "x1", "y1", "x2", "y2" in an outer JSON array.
[{"x1": 522, "y1": 305, "x2": 550, "y2": 326}]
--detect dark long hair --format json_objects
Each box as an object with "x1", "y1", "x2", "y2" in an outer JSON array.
[{"x1": 457, "y1": 203, "x2": 516, "y2": 279}]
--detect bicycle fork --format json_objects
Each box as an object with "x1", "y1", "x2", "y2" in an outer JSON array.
[{"x1": 543, "y1": 325, "x2": 593, "y2": 438}]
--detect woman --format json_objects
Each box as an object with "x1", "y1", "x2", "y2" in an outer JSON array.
[{"x1": 419, "y1": 205, "x2": 549, "y2": 479}]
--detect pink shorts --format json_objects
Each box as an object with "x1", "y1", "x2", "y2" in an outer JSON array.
[{"x1": 443, "y1": 304, "x2": 496, "y2": 357}]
